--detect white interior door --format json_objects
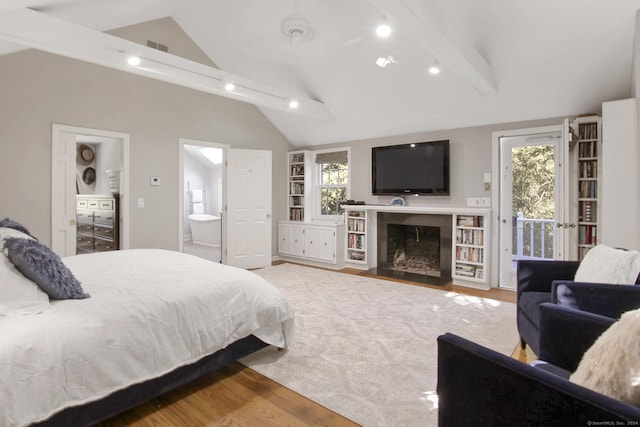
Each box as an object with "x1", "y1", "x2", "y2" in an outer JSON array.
[
  {"x1": 498, "y1": 126, "x2": 566, "y2": 289},
  {"x1": 51, "y1": 129, "x2": 77, "y2": 256},
  {"x1": 226, "y1": 149, "x2": 272, "y2": 269}
]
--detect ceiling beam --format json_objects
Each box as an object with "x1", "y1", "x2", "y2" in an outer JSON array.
[
  {"x1": 368, "y1": 0, "x2": 497, "y2": 96},
  {"x1": 0, "y1": 8, "x2": 334, "y2": 121}
]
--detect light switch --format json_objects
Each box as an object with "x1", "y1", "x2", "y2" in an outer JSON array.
[{"x1": 137, "y1": 198, "x2": 144, "y2": 208}]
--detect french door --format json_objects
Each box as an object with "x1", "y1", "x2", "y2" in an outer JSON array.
[{"x1": 498, "y1": 124, "x2": 570, "y2": 289}]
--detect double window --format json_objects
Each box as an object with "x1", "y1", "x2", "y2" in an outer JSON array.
[{"x1": 315, "y1": 149, "x2": 349, "y2": 217}]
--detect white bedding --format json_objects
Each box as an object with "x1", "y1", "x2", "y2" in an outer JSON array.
[{"x1": 0, "y1": 249, "x2": 295, "y2": 427}]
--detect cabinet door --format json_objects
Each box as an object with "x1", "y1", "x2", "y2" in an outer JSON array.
[
  {"x1": 306, "y1": 227, "x2": 335, "y2": 262},
  {"x1": 279, "y1": 223, "x2": 305, "y2": 257}
]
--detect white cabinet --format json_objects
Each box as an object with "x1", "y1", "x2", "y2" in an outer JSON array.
[
  {"x1": 306, "y1": 226, "x2": 337, "y2": 262},
  {"x1": 345, "y1": 208, "x2": 367, "y2": 265},
  {"x1": 278, "y1": 222, "x2": 305, "y2": 257},
  {"x1": 573, "y1": 116, "x2": 601, "y2": 260},
  {"x1": 287, "y1": 151, "x2": 312, "y2": 221},
  {"x1": 452, "y1": 213, "x2": 489, "y2": 287},
  {"x1": 278, "y1": 221, "x2": 345, "y2": 267}
]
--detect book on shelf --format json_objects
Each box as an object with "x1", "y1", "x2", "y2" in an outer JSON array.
[
  {"x1": 289, "y1": 208, "x2": 304, "y2": 221},
  {"x1": 290, "y1": 153, "x2": 305, "y2": 163},
  {"x1": 456, "y1": 228, "x2": 483, "y2": 245},
  {"x1": 578, "y1": 123, "x2": 598, "y2": 141},
  {"x1": 457, "y1": 215, "x2": 483, "y2": 227}
]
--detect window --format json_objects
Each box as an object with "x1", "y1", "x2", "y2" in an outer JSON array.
[{"x1": 316, "y1": 150, "x2": 349, "y2": 217}]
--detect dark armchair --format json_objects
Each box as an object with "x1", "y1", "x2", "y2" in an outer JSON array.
[
  {"x1": 516, "y1": 259, "x2": 580, "y2": 355},
  {"x1": 517, "y1": 258, "x2": 640, "y2": 356},
  {"x1": 437, "y1": 300, "x2": 640, "y2": 425}
]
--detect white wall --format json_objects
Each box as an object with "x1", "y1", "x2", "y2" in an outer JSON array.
[
  {"x1": 0, "y1": 18, "x2": 292, "y2": 254},
  {"x1": 601, "y1": 98, "x2": 640, "y2": 249}
]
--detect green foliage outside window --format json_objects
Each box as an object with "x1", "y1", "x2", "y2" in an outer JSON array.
[
  {"x1": 511, "y1": 145, "x2": 555, "y2": 259},
  {"x1": 320, "y1": 162, "x2": 348, "y2": 215}
]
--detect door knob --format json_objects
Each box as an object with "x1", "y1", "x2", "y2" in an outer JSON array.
[{"x1": 69, "y1": 219, "x2": 76, "y2": 226}]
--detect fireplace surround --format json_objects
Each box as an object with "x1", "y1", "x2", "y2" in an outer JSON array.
[{"x1": 371, "y1": 212, "x2": 452, "y2": 285}]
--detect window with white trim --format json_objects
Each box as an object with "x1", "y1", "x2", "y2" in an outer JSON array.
[{"x1": 315, "y1": 149, "x2": 349, "y2": 217}]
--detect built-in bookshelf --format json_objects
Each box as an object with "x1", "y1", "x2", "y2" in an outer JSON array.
[
  {"x1": 575, "y1": 117, "x2": 601, "y2": 260},
  {"x1": 288, "y1": 151, "x2": 308, "y2": 221},
  {"x1": 345, "y1": 208, "x2": 367, "y2": 264},
  {"x1": 452, "y1": 214, "x2": 487, "y2": 283}
]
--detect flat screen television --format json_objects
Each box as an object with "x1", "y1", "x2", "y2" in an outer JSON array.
[{"x1": 372, "y1": 140, "x2": 450, "y2": 196}]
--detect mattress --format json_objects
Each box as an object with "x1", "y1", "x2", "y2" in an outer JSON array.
[{"x1": 0, "y1": 249, "x2": 295, "y2": 426}]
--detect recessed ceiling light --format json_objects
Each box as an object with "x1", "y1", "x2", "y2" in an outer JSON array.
[
  {"x1": 288, "y1": 99, "x2": 299, "y2": 109},
  {"x1": 376, "y1": 23, "x2": 391, "y2": 38},
  {"x1": 127, "y1": 55, "x2": 141, "y2": 66},
  {"x1": 224, "y1": 82, "x2": 235, "y2": 91},
  {"x1": 429, "y1": 61, "x2": 441, "y2": 75},
  {"x1": 376, "y1": 55, "x2": 397, "y2": 68}
]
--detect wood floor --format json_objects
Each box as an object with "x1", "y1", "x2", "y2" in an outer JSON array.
[{"x1": 98, "y1": 263, "x2": 531, "y2": 426}]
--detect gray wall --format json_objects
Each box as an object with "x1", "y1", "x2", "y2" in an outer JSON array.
[
  {"x1": 0, "y1": 19, "x2": 292, "y2": 252},
  {"x1": 303, "y1": 118, "x2": 566, "y2": 207}
]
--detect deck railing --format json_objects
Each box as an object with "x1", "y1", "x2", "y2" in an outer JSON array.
[{"x1": 512, "y1": 212, "x2": 555, "y2": 261}]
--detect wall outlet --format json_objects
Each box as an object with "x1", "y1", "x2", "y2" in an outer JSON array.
[
  {"x1": 467, "y1": 197, "x2": 481, "y2": 207},
  {"x1": 480, "y1": 198, "x2": 491, "y2": 207}
]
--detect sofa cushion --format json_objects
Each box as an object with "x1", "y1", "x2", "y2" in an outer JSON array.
[
  {"x1": 574, "y1": 245, "x2": 640, "y2": 284},
  {"x1": 570, "y1": 308, "x2": 640, "y2": 406},
  {"x1": 519, "y1": 291, "x2": 551, "y2": 325}
]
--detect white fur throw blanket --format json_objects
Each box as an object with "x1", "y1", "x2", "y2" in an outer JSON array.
[{"x1": 570, "y1": 308, "x2": 640, "y2": 406}]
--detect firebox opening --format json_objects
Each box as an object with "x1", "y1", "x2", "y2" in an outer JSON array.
[
  {"x1": 370, "y1": 212, "x2": 452, "y2": 286},
  {"x1": 387, "y1": 224, "x2": 440, "y2": 277}
]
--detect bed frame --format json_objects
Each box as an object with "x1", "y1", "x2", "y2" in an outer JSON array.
[{"x1": 33, "y1": 335, "x2": 268, "y2": 426}]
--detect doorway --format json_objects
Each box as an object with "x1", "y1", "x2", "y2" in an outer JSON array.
[
  {"x1": 51, "y1": 124, "x2": 129, "y2": 257},
  {"x1": 178, "y1": 139, "x2": 227, "y2": 263},
  {"x1": 496, "y1": 126, "x2": 567, "y2": 289}
]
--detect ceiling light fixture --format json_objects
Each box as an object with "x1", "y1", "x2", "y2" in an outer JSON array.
[
  {"x1": 429, "y1": 60, "x2": 441, "y2": 75},
  {"x1": 126, "y1": 55, "x2": 141, "y2": 66},
  {"x1": 281, "y1": 15, "x2": 313, "y2": 44},
  {"x1": 224, "y1": 82, "x2": 235, "y2": 91},
  {"x1": 376, "y1": 23, "x2": 392, "y2": 38},
  {"x1": 288, "y1": 99, "x2": 299, "y2": 109},
  {"x1": 376, "y1": 55, "x2": 397, "y2": 68}
]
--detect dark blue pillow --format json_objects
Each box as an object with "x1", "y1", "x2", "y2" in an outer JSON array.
[
  {"x1": 0, "y1": 218, "x2": 36, "y2": 239},
  {"x1": 4, "y1": 238, "x2": 89, "y2": 300}
]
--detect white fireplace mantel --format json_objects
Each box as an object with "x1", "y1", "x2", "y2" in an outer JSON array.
[
  {"x1": 354, "y1": 204, "x2": 491, "y2": 216},
  {"x1": 352, "y1": 204, "x2": 492, "y2": 289}
]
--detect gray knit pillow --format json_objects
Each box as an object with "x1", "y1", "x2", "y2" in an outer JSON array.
[
  {"x1": 4, "y1": 238, "x2": 89, "y2": 300},
  {"x1": 0, "y1": 218, "x2": 36, "y2": 239}
]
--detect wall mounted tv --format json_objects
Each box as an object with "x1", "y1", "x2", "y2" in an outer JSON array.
[{"x1": 372, "y1": 140, "x2": 450, "y2": 196}]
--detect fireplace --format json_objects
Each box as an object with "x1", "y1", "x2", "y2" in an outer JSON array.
[{"x1": 371, "y1": 212, "x2": 452, "y2": 285}]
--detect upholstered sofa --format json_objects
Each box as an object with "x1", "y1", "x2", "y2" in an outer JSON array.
[{"x1": 437, "y1": 295, "x2": 640, "y2": 425}]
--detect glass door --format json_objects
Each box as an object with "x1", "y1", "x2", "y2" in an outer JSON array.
[{"x1": 498, "y1": 128, "x2": 566, "y2": 289}]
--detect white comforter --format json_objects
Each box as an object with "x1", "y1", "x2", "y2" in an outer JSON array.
[{"x1": 0, "y1": 249, "x2": 295, "y2": 427}]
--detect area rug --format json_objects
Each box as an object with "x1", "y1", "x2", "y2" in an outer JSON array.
[{"x1": 242, "y1": 263, "x2": 518, "y2": 427}]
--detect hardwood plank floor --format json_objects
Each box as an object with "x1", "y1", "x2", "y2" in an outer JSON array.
[{"x1": 98, "y1": 262, "x2": 530, "y2": 426}]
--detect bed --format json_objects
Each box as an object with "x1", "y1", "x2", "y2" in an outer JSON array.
[{"x1": 0, "y1": 230, "x2": 295, "y2": 427}]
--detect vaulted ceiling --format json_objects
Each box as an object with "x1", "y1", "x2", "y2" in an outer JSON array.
[{"x1": 1, "y1": 0, "x2": 638, "y2": 146}]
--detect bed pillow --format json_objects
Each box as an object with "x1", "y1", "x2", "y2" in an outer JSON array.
[
  {"x1": 570, "y1": 308, "x2": 640, "y2": 406},
  {"x1": 0, "y1": 226, "x2": 35, "y2": 252},
  {"x1": 574, "y1": 244, "x2": 640, "y2": 284},
  {"x1": 4, "y1": 237, "x2": 89, "y2": 300},
  {"x1": 0, "y1": 218, "x2": 36, "y2": 239},
  {"x1": 0, "y1": 252, "x2": 50, "y2": 315}
]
